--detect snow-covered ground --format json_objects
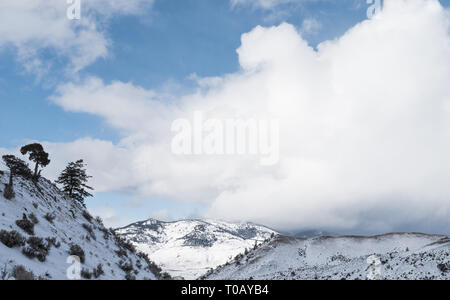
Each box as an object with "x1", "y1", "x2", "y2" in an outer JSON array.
[
  {"x1": 203, "y1": 233, "x2": 450, "y2": 280},
  {"x1": 3, "y1": 170, "x2": 449, "y2": 281},
  {"x1": 0, "y1": 171, "x2": 160, "y2": 280},
  {"x1": 116, "y1": 218, "x2": 277, "y2": 279}
]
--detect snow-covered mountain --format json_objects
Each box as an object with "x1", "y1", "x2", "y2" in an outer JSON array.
[
  {"x1": 0, "y1": 171, "x2": 163, "y2": 280},
  {"x1": 116, "y1": 218, "x2": 278, "y2": 279},
  {"x1": 203, "y1": 233, "x2": 450, "y2": 280}
]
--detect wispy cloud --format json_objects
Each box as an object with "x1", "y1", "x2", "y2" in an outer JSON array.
[
  {"x1": 231, "y1": 0, "x2": 303, "y2": 10},
  {"x1": 300, "y1": 17, "x2": 322, "y2": 35},
  {"x1": 0, "y1": 0, "x2": 154, "y2": 75}
]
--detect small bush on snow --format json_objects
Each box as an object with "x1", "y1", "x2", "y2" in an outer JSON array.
[
  {"x1": 95, "y1": 216, "x2": 104, "y2": 226},
  {"x1": 0, "y1": 230, "x2": 26, "y2": 248},
  {"x1": 115, "y1": 249, "x2": 127, "y2": 258},
  {"x1": 15, "y1": 215, "x2": 34, "y2": 235},
  {"x1": 137, "y1": 252, "x2": 170, "y2": 279},
  {"x1": 44, "y1": 213, "x2": 56, "y2": 224},
  {"x1": 118, "y1": 260, "x2": 134, "y2": 273},
  {"x1": 115, "y1": 236, "x2": 136, "y2": 253},
  {"x1": 160, "y1": 272, "x2": 172, "y2": 280},
  {"x1": 28, "y1": 213, "x2": 39, "y2": 225},
  {"x1": 93, "y1": 264, "x2": 104, "y2": 279},
  {"x1": 80, "y1": 268, "x2": 92, "y2": 279},
  {"x1": 69, "y1": 244, "x2": 85, "y2": 263},
  {"x1": 438, "y1": 262, "x2": 450, "y2": 273},
  {"x1": 82, "y1": 223, "x2": 96, "y2": 241},
  {"x1": 99, "y1": 227, "x2": 110, "y2": 240},
  {"x1": 45, "y1": 237, "x2": 60, "y2": 248},
  {"x1": 22, "y1": 237, "x2": 50, "y2": 262},
  {"x1": 82, "y1": 210, "x2": 93, "y2": 223},
  {"x1": 125, "y1": 273, "x2": 136, "y2": 280},
  {"x1": 12, "y1": 265, "x2": 35, "y2": 280}
]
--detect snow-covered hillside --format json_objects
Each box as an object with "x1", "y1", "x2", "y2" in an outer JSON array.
[
  {"x1": 116, "y1": 218, "x2": 277, "y2": 279},
  {"x1": 203, "y1": 233, "x2": 450, "y2": 280},
  {"x1": 0, "y1": 171, "x2": 163, "y2": 280}
]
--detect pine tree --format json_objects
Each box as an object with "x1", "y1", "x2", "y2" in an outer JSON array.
[
  {"x1": 2, "y1": 155, "x2": 33, "y2": 199},
  {"x1": 20, "y1": 143, "x2": 50, "y2": 179},
  {"x1": 56, "y1": 160, "x2": 93, "y2": 207}
]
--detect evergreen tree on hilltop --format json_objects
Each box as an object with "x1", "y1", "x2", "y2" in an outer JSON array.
[
  {"x1": 56, "y1": 160, "x2": 93, "y2": 207},
  {"x1": 2, "y1": 155, "x2": 33, "y2": 199},
  {"x1": 20, "y1": 143, "x2": 50, "y2": 179}
]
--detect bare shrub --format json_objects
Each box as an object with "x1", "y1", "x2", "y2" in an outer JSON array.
[
  {"x1": 82, "y1": 223, "x2": 96, "y2": 241},
  {"x1": 80, "y1": 268, "x2": 92, "y2": 279},
  {"x1": 137, "y1": 251, "x2": 171, "y2": 280},
  {"x1": 12, "y1": 265, "x2": 34, "y2": 280},
  {"x1": 44, "y1": 213, "x2": 56, "y2": 224},
  {"x1": 95, "y1": 216, "x2": 104, "y2": 226},
  {"x1": 28, "y1": 213, "x2": 39, "y2": 224},
  {"x1": 0, "y1": 230, "x2": 26, "y2": 248},
  {"x1": 125, "y1": 273, "x2": 136, "y2": 280},
  {"x1": 45, "y1": 237, "x2": 61, "y2": 248},
  {"x1": 93, "y1": 264, "x2": 104, "y2": 279},
  {"x1": 118, "y1": 260, "x2": 134, "y2": 273},
  {"x1": 115, "y1": 236, "x2": 136, "y2": 253},
  {"x1": 69, "y1": 244, "x2": 85, "y2": 263},
  {"x1": 82, "y1": 210, "x2": 93, "y2": 223},
  {"x1": 115, "y1": 249, "x2": 128, "y2": 258},
  {"x1": 22, "y1": 237, "x2": 50, "y2": 262},
  {"x1": 15, "y1": 215, "x2": 34, "y2": 235}
]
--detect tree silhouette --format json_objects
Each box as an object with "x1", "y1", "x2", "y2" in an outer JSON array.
[
  {"x1": 56, "y1": 160, "x2": 93, "y2": 207},
  {"x1": 20, "y1": 143, "x2": 50, "y2": 178},
  {"x1": 2, "y1": 155, "x2": 33, "y2": 199}
]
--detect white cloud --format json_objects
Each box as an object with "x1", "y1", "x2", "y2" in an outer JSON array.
[
  {"x1": 0, "y1": 0, "x2": 154, "y2": 74},
  {"x1": 1, "y1": 138, "x2": 134, "y2": 193},
  {"x1": 41, "y1": 138, "x2": 135, "y2": 193},
  {"x1": 300, "y1": 18, "x2": 322, "y2": 35},
  {"x1": 45, "y1": 0, "x2": 450, "y2": 233}
]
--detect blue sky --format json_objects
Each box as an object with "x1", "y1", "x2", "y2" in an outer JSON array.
[
  {"x1": 2, "y1": 0, "x2": 450, "y2": 231},
  {"x1": 0, "y1": 0, "x2": 375, "y2": 148}
]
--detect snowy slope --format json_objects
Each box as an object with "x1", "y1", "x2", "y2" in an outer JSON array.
[
  {"x1": 0, "y1": 171, "x2": 161, "y2": 280},
  {"x1": 203, "y1": 233, "x2": 450, "y2": 280},
  {"x1": 116, "y1": 218, "x2": 277, "y2": 279}
]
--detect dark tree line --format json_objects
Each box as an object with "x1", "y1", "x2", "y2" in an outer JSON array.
[{"x1": 2, "y1": 143, "x2": 93, "y2": 206}]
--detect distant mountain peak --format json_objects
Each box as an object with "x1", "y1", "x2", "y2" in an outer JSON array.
[{"x1": 116, "y1": 218, "x2": 278, "y2": 279}]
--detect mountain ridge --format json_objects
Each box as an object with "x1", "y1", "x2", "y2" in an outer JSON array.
[
  {"x1": 116, "y1": 217, "x2": 278, "y2": 279},
  {"x1": 202, "y1": 232, "x2": 450, "y2": 280}
]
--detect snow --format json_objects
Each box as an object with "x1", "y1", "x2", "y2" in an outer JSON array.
[
  {"x1": 116, "y1": 218, "x2": 277, "y2": 279},
  {"x1": 204, "y1": 233, "x2": 450, "y2": 280},
  {"x1": 0, "y1": 172, "x2": 158, "y2": 280},
  {"x1": 3, "y1": 170, "x2": 449, "y2": 280}
]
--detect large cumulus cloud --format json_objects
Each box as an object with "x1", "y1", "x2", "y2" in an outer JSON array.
[{"x1": 40, "y1": 0, "x2": 450, "y2": 233}]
